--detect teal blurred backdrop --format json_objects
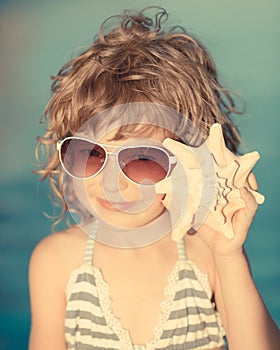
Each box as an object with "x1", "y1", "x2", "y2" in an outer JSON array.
[{"x1": 0, "y1": 0, "x2": 279, "y2": 349}]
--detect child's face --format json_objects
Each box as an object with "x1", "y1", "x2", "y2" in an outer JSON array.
[{"x1": 72, "y1": 127, "x2": 169, "y2": 229}]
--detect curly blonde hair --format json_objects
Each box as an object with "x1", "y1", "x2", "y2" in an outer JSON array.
[{"x1": 35, "y1": 7, "x2": 242, "y2": 227}]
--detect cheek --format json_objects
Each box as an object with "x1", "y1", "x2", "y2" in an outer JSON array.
[
  {"x1": 79, "y1": 174, "x2": 142, "y2": 203},
  {"x1": 72, "y1": 178, "x2": 96, "y2": 215},
  {"x1": 73, "y1": 173, "x2": 166, "y2": 211},
  {"x1": 148, "y1": 193, "x2": 166, "y2": 211}
]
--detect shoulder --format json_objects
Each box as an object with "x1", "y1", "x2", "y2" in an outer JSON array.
[
  {"x1": 29, "y1": 225, "x2": 88, "y2": 290},
  {"x1": 30, "y1": 225, "x2": 87, "y2": 264},
  {"x1": 28, "y1": 226, "x2": 87, "y2": 349}
]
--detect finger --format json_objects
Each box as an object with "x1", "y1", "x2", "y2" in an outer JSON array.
[
  {"x1": 233, "y1": 187, "x2": 258, "y2": 235},
  {"x1": 240, "y1": 187, "x2": 258, "y2": 214},
  {"x1": 196, "y1": 223, "x2": 228, "y2": 249},
  {"x1": 249, "y1": 189, "x2": 265, "y2": 204},
  {"x1": 223, "y1": 198, "x2": 245, "y2": 220},
  {"x1": 246, "y1": 172, "x2": 265, "y2": 204},
  {"x1": 247, "y1": 172, "x2": 258, "y2": 191}
]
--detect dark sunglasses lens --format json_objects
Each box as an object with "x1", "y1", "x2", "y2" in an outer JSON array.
[
  {"x1": 60, "y1": 139, "x2": 106, "y2": 178},
  {"x1": 118, "y1": 147, "x2": 169, "y2": 184}
]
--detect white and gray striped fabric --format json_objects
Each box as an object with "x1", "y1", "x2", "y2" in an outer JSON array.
[{"x1": 65, "y1": 224, "x2": 226, "y2": 350}]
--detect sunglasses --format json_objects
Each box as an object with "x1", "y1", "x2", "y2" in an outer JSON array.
[{"x1": 57, "y1": 136, "x2": 177, "y2": 185}]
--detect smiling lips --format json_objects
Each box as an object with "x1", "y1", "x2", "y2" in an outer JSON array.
[{"x1": 98, "y1": 198, "x2": 136, "y2": 211}]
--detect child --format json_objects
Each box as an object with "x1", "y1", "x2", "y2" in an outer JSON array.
[{"x1": 29, "y1": 7, "x2": 280, "y2": 350}]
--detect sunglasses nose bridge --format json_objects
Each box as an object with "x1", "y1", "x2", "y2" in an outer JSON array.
[
  {"x1": 103, "y1": 151, "x2": 118, "y2": 168},
  {"x1": 101, "y1": 151, "x2": 126, "y2": 192}
]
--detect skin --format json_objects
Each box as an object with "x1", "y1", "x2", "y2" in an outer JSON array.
[
  {"x1": 28, "y1": 132, "x2": 280, "y2": 350},
  {"x1": 198, "y1": 187, "x2": 280, "y2": 349},
  {"x1": 72, "y1": 129, "x2": 169, "y2": 229}
]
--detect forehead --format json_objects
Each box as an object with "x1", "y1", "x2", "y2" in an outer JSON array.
[
  {"x1": 98, "y1": 124, "x2": 174, "y2": 146},
  {"x1": 75, "y1": 102, "x2": 182, "y2": 143}
]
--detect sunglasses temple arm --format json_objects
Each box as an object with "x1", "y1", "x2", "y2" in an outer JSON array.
[
  {"x1": 56, "y1": 140, "x2": 62, "y2": 151},
  {"x1": 169, "y1": 155, "x2": 177, "y2": 164}
]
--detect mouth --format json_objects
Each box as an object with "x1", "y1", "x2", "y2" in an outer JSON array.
[{"x1": 97, "y1": 198, "x2": 136, "y2": 211}]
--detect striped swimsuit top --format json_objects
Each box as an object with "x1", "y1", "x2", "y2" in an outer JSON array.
[{"x1": 65, "y1": 224, "x2": 226, "y2": 350}]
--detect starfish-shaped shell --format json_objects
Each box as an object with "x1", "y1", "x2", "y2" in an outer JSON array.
[
  {"x1": 156, "y1": 123, "x2": 265, "y2": 241},
  {"x1": 205, "y1": 124, "x2": 265, "y2": 238}
]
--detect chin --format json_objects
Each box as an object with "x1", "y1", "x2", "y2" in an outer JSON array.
[
  {"x1": 95, "y1": 208, "x2": 160, "y2": 230},
  {"x1": 97, "y1": 211, "x2": 150, "y2": 229}
]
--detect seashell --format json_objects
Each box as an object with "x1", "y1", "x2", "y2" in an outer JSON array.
[
  {"x1": 156, "y1": 123, "x2": 265, "y2": 241},
  {"x1": 205, "y1": 124, "x2": 264, "y2": 239}
]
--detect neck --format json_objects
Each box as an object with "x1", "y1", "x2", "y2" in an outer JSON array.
[{"x1": 82, "y1": 210, "x2": 172, "y2": 249}]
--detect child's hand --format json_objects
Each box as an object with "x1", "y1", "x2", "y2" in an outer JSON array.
[
  {"x1": 155, "y1": 123, "x2": 265, "y2": 243},
  {"x1": 196, "y1": 186, "x2": 258, "y2": 257}
]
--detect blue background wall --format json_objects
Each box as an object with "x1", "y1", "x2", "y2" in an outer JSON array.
[{"x1": 0, "y1": 0, "x2": 279, "y2": 349}]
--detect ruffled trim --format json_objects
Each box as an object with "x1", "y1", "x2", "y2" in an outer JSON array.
[
  {"x1": 93, "y1": 261, "x2": 181, "y2": 349},
  {"x1": 94, "y1": 266, "x2": 133, "y2": 349},
  {"x1": 65, "y1": 264, "x2": 89, "y2": 301},
  {"x1": 148, "y1": 261, "x2": 180, "y2": 346},
  {"x1": 65, "y1": 259, "x2": 216, "y2": 349}
]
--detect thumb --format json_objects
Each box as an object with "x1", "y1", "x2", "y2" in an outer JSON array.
[{"x1": 232, "y1": 187, "x2": 258, "y2": 237}]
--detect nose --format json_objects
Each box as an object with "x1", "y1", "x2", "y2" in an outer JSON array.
[{"x1": 101, "y1": 153, "x2": 128, "y2": 194}]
